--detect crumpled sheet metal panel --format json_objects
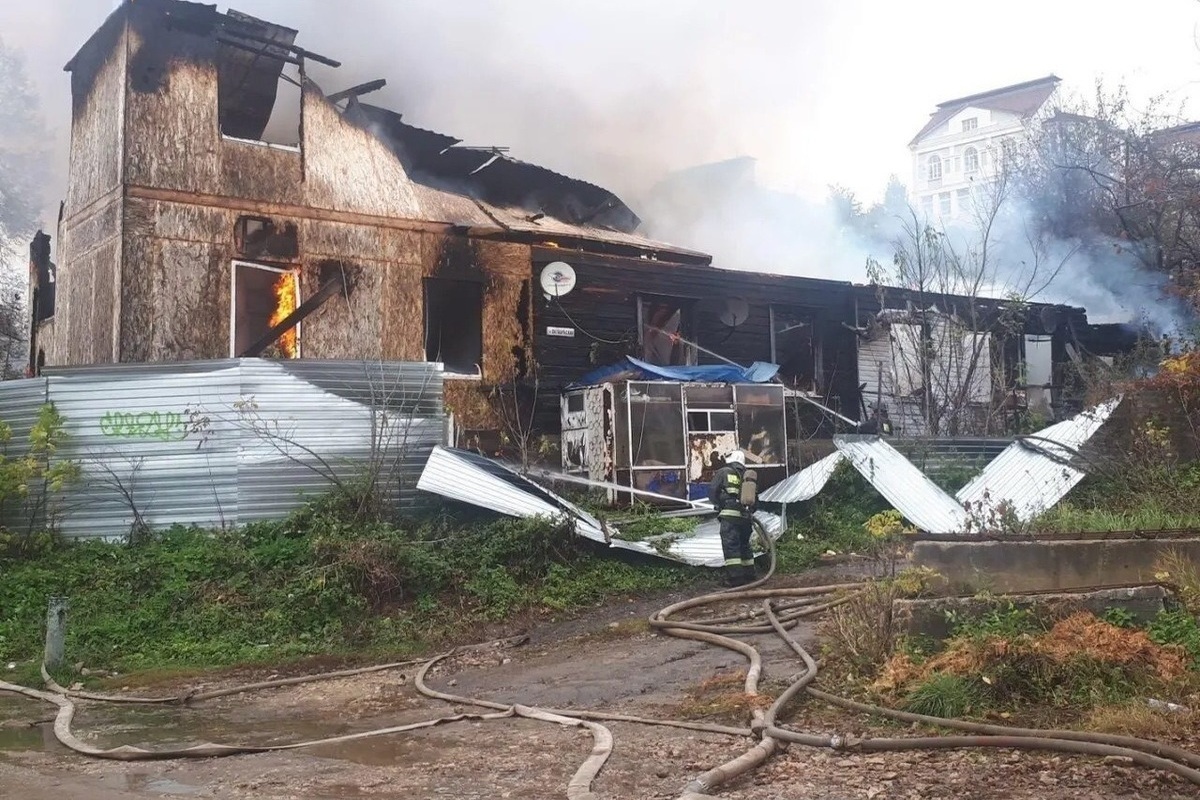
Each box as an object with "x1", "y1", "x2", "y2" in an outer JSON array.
[
  {"x1": 833, "y1": 435, "x2": 969, "y2": 534},
  {"x1": 759, "y1": 451, "x2": 845, "y2": 503},
  {"x1": 417, "y1": 446, "x2": 781, "y2": 568},
  {"x1": 667, "y1": 512, "x2": 783, "y2": 566},
  {"x1": 417, "y1": 446, "x2": 610, "y2": 541},
  {"x1": 955, "y1": 397, "x2": 1122, "y2": 524},
  {"x1": 616, "y1": 511, "x2": 785, "y2": 568}
]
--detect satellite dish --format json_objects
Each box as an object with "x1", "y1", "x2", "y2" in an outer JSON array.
[
  {"x1": 540, "y1": 261, "x2": 577, "y2": 298},
  {"x1": 719, "y1": 297, "x2": 750, "y2": 327}
]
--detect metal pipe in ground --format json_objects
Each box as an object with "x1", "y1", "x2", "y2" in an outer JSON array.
[{"x1": 43, "y1": 597, "x2": 67, "y2": 671}]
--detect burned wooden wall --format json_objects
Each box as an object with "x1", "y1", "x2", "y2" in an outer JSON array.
[
  {"x1": 50, "y1": 13, "x2": 130, "y2": 366},
  {"x1": 530, "y1": 246, "x2": 861, "y2": 409}
]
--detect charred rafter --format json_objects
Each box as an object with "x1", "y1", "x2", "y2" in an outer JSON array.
[
  {"x1": 327, "y1": 79, "x2": 387, "y2": 104},
  {"x1": 219, "y1": 28, "x2": 341, "y2": 68}
]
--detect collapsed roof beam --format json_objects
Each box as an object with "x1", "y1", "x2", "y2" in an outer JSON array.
[
  {"x1": 327, "y1": 79, "x2": 387, "y2": 103},
  {"x1": 239, "y1": 272, "x2": 346, "y2": 358},
  {"x1": 218, "y1": 36, "x2": 303, "y2": 66},
  {"x1": 221, "y1": 28, "x2": 342, "y2": 68}
]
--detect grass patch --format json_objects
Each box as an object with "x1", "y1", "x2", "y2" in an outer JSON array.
[
  {"x1": 1037, "y1": 462, "x2": 1200, "y2": 534},
  {"x1": 902, "y1": 673, "x2": 986, "y2": 719},
  {"x1": 0, "y1": 504, "x2": 699, "y2": 677},
  {"x1": 1034, "y1": 500, "x2": 1200, "y2": 533}
]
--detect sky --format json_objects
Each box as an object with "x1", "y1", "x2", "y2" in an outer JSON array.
[{"x1": 3, "y1": 0, "x2": 1200, "y2": 236}]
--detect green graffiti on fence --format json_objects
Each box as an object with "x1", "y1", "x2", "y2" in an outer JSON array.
[{"x1": 99, "y1": 411, "x2": 187, "y2": 442}]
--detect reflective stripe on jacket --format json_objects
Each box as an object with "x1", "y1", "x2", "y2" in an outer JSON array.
[{"x1": 709, "y1": 464, "x2": 751, "y2": 519}]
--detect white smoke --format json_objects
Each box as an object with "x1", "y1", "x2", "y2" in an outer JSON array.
[{"x1": 634, "y1": 160, "x2": 881, "y2": 282}]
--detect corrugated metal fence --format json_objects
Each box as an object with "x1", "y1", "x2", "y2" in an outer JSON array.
[
  {"x1": 890, "y1": 437, "x2": 1013, "y2": 484},
  {"x1": 0, "y1": 359, "x2": 444, "y2": 540}
]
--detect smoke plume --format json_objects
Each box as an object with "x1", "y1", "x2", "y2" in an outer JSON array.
[{"x1": 0, "y1": 0, "x2": 1194, "y2": 336}]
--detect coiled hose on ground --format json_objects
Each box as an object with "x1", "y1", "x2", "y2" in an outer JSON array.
[{"x1": 3, "y1": 519, "x2": 1200, "y2": 798}]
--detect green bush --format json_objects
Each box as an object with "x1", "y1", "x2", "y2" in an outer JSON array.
[
  {"x1": 1148, "y1": 609, "x2": 1200, "y2": 665},
  {"x1": 773, "y1": 461, "x2": 887, "y2": 572},
  {"x1": 0, "y1": 403, "x2": 81, "y2": 555},
  {"x1": 946, "y1": 602, "x2": 1042, "y2": 641}
]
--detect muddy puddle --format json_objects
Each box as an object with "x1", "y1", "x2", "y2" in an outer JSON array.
[
  {"x1": 0, "y1": 693, "x2": 367, "y2": 754},
  {"x1": 105, "y1": 774, "x2": 205, "y2": 796},
  {"x1": 1, "y1": 690, "x2": 466, "y2": 771},
  {"x1": 309, "y1": 728, "x2": 461, "y2": 766},
  {"x1": 0, "y1": 695, "x2": 63, "y2": 754}
]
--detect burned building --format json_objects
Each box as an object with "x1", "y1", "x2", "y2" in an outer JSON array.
[
  {"x1": 32, "y1": 0, "x2": 1128, "y2": 473},
  {"x1": 36, "y1": 0, "x2": 690, "y2": 374}
]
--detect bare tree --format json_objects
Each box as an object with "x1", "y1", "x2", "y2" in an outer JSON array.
[
  {"x1": 490, "y1": 374, "x2": 544, "y2": 471},
  {"x1": 865, "y1": 166, "x2": 1072, "y2": 436},
  {"x1": 1012, "y1": 81, "x2": 1200, "y2": 324}
]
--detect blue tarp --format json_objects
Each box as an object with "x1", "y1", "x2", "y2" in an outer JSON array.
[{"x1": 571, "y1": 356, "x2": 780, "y2": 388}]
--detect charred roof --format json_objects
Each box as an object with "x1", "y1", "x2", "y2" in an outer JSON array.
[
  {"x1": 66, "y1": 0, "x2": 655, "y2": 252},
  {"x1": 346, "y1": 101, "x2": 641, "y2": 233}
]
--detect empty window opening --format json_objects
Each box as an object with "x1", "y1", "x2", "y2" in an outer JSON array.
[
  {"x1": 231, "y1": 261, "x2": 301, "y2": 358},
  {"x1": 687, "y1": 410, "x2": 736, "y2": 432},
  {"x1": 217, "y1": 19, "x2": 302, "y2": 149},
  {"x1": 425, "y1": 278, "x2": 483, "y2": 375},
  {"x1": 770, "y1": 307, "x2": 816, "y2": 391},
  {"x1": 639, "y1": 296, "x2": 694, "y2": 366},
  {"x1": 235, "y1": 216, "x2": 300, "y2": 261}
]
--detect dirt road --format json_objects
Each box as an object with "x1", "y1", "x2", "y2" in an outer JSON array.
[{"x1": 1, "y1": 569, "x2": 1197, "y2": 799}]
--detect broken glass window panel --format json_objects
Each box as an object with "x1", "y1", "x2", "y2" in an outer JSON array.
[
  {"x1": 735, "y1": 385, "x2": 786, "y2": 466},
  {"x1": 685, "y1": 385, "x2": 734, "y2": 407},
  {"x1": 640, "y1": 298, "x2": 693, "y2": 366},
  {"x1": 628, "y1": 384, "x2": 684, "y2": 467}
]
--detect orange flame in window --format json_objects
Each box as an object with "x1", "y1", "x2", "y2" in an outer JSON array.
[{"x1": 269, "y1": 271, "x2": 299, "y2": 358}]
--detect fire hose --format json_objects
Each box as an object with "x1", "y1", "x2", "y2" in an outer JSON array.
[{"x1": 4, "y1": 523, "x2": 1200, "y2": 797}]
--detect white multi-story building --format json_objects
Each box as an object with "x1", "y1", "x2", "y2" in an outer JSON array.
[{"x1": 910, "y1": 75, "x2": 1060, "y2": 223}]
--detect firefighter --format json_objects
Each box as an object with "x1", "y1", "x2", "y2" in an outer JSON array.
[{"x1": 708, "y1": 450, "x2": 757, "y2": 586}]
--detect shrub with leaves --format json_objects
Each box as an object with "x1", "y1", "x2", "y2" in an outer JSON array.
[{"x1": 0, "y1": 403, "x2": 80, "y2": 554}]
